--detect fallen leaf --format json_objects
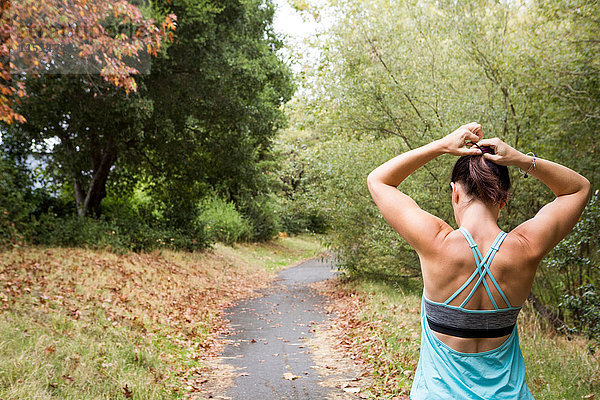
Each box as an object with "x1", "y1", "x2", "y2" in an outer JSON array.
[
  {"x1": 123, "y1": 384, "x2": 133, "y2": 399},
  {"x1": 283, "y1": 372, "x2": 300, "y2": 380}
]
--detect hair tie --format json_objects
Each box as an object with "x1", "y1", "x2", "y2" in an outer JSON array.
[{"x1": 473, "y1": 143, "x2": 494, "y2": 155}]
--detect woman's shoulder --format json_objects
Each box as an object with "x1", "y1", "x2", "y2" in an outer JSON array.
[{"x1": 503, "y1": 229, "x2": 543, "y2": 265}]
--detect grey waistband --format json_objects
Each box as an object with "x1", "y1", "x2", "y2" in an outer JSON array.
[{"x1": 424, "y1": 297, "x2": 521, "y2": 331}]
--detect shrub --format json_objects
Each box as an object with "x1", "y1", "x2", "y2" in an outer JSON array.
[
  {"x1": 560, "y1": 284, "x2": 600, "y2": 351},
  {"x1": 0, "y1": 157, "x2": 37, "y2": 247},
  {"x1": 197, "y1": 196, "x2": 252, "y2": 244},
  {"x1": 29, "y1": 212, "x2": 209, "y2": 253},
  {"x1": 545, "y1": 190, "x2": 600, "y2": 343},
  {"x1": 238, "y1": 195, "x2": 280, "y2": 242},
  {"x1": 540, "y1": 190, "x2": 600, "y2": 346}
]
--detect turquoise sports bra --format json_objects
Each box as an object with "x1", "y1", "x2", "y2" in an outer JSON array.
[{"x1": 423, "y1": 227, "x2": 522, "y2": 338}]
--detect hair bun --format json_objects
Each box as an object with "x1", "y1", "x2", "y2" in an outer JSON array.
[{"x1": 451, "y1": 150, "x2": 511, "y2": 206}]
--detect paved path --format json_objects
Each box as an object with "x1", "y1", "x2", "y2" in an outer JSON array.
[{"x1": 219, "y1": 258, "x2": 337, "y2": 400}]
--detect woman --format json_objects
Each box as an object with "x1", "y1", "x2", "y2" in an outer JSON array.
[{"x1": 366, "y1": 122, "x2": 591, "y2": 399}]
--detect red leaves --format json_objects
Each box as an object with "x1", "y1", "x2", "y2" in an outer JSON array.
[
  {"x1": 0, "y1": 0, "x2": 178, "y2": 124},
  {"x1": 122, "y1": 384, "x2": 133, "y2": 399},
  {"x1": 162, "y1": 14, "x2": 178, "y2": 32},
  {"x1": 43, "y1": 345, "x2": 56, "y2": 355}
]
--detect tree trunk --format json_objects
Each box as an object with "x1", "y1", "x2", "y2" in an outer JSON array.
[{"x1": 74, "y1": 143, "x2": 117, "y2": 218}]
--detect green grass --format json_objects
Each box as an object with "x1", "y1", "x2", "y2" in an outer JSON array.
[
  {"x1": 327, "y1": 277, "x2": 600, "y2": 399},
  {"x1": 213, "y1": 234, "x2": 324, "y2": 271},
  {"x1": 0, "y1": 310, "x2": 168, "y2": 399},
  {"x1": 0, "y1": 234, "x2": 323, "y2": 399}
]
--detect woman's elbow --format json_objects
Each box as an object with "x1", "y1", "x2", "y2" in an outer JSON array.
[
  {"x1": 366, "y1": 172, "x2": 379, "y2": 196},
  {"x1": 580, "y1": 175, "x2": 592, "y2": 200},
  {"x1": 366, "y1": 172, "x2": 374, "y2": 190}
]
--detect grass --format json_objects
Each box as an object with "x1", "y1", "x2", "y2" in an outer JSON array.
[
  {"x1": 213, "y1": 234, "x2": 324, "y2": 271},
  {"x1": 0, "y1": 234, "x2": 322, "y2": 399},
  {"x1": 317, "y1": 277, "x2": 600, "y2": 400}
]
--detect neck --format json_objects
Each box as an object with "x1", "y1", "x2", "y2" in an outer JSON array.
[{"x1": 456, "y1": 200, "x2": 500, "y2": 235}]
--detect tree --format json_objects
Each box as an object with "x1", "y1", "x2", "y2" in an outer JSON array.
[
  {"x1": 1, "y1": 0, "x2": 176, "y2": 217},
  {"x1": 3, "y1": 74, "x2": 154, "y2": 218},
  {"x1": 288, "y1": 0, "x2": 599, "y2": 277},
  {"x1": 2, "y1": 0, "x2": 294, "y2": 231},
  {"x1": 0, "y1": 0, "x2": 176, "y2": 124},
  {"x1": 139, "y1": 0, "x2": 295, "y2": 237}
]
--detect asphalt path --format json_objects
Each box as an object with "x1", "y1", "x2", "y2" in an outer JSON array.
[{"x1": 219, "y1": 258, "x2": 337, "y2": 400}]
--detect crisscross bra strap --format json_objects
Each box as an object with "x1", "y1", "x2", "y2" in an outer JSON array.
[{"x1": 444, "y1": 228, "x2": 512, "y2": 309}]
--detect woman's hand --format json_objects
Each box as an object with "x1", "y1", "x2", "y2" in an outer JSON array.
[
  {"x1": 476, "y1": 137, "x2": 525, "y2": 166},
  {"x1": 439, "y1": 122, "x2": 484, "y2": 156}
]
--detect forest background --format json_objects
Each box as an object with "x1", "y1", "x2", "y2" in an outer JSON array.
[{"x1": 1, "y1": 0, "x2": 599, "y2": 355}]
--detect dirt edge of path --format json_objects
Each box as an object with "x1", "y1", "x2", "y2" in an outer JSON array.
[{"x1": 309, "y1": 279, "x2": 374, "y2": 400}]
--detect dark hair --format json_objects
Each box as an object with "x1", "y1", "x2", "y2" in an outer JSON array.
[{"x1": 450, "y1": 146, "x2": 511, "y2": 206}]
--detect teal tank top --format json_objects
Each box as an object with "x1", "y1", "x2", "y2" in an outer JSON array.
[{"x1": 410, "y1": 228, "x2": 535, "y2": 399}]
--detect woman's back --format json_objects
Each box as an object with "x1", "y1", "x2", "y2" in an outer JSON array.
[
  {"x1": 366, "y1": 123, "x2": 590, "y2": 398},
  {"x1": 421, "y1": 227, "x2": 539, "y2": 353}
]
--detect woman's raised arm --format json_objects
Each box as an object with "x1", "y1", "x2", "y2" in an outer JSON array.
[
  {"x1": 367, "y1": 122, "x2": 483, "y2": 257},
  {"x1": 478, "y1": 137, "x2": 591, "y2": 262}
]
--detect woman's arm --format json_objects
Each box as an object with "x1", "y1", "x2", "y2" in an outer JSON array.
[
  {"x1": 367, "y1": 122, "x2": 483, "y2": 257},
  {"x1": 478, "y1": 137, "x2": 591, "y2": 261}
]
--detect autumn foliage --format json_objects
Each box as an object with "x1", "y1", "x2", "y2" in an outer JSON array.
[{"x1": 0, "y1": 0, "x2": 176, "y2": 124}]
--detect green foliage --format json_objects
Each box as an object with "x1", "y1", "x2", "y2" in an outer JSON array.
[
  {"x1": 277, "y1": 199, "x2": 329, "y2": 235},
  {"x1": 5, "y1": 74, "x2": 155, "y2": 218},
  {"x1": 0, "y1": 0, "x2": 295, "y2": 251},
  {"x1": 30, "y1": 212, "x2": 208, "y2": 253},
  {"x1": 238, "y1": 195, "x2": 281, "y2": 242},
  {"x1": 140, "y1": 0, "x2": 295, "y2": 232},
  {"x1": 0, "y1": 168, "x2": 210, "y2": 252},
  {"x1": 538, "y1": 191, "x2": 600, "y2": 346},
  {"x1": 286, "y1": 0, "x2": 599, "y2": 284},
  {"x1": 560, "y1": 285, "x2": 600, "y2": 351},
  {"x1": 273, "y1": 136, "x2": 330, "y2": 235},
  {"x1": 198, "y1": 196, "x2": 252, "y2": 245},
  {"x1": 313, "y1": 136, "x2": 423, "y2": 279},
  {"x1": 0, "y1": 156, "x2": 34, "y2": 246}
]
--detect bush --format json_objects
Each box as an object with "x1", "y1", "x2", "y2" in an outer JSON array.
[
  {"x1": 29, "y1": 212, "x2": 209, "y2": 253},
  {"x1": 276, "y1": 193, "x2": 330, "y2": 235},
  {"x1": 0, "y1": 156, "x2": 38, "y2": 247},
  {"x1": 238, "y1": 195, "x2": 280, "y2": 242},
  {"x1": 539, "y1": 190, "x2": 600, "y2": 346},
  {"x1": 197, "y1": 196, "x2": 252, "y2": 245},
  {"x1": 560, "y1": 284, "x2": 600, "y2": 351}
]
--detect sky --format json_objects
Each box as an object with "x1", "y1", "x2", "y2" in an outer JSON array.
[
  {"x1": 273, "y1": 0, "x2": 320, "y2": 41},
  {"x1": 271, "y1": 0, "x2": 334, "y2": 75}
]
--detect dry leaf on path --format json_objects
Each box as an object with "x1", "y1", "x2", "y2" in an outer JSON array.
[{"x1": 283, "y1": 372, "x2": 300, "y2": 380}]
